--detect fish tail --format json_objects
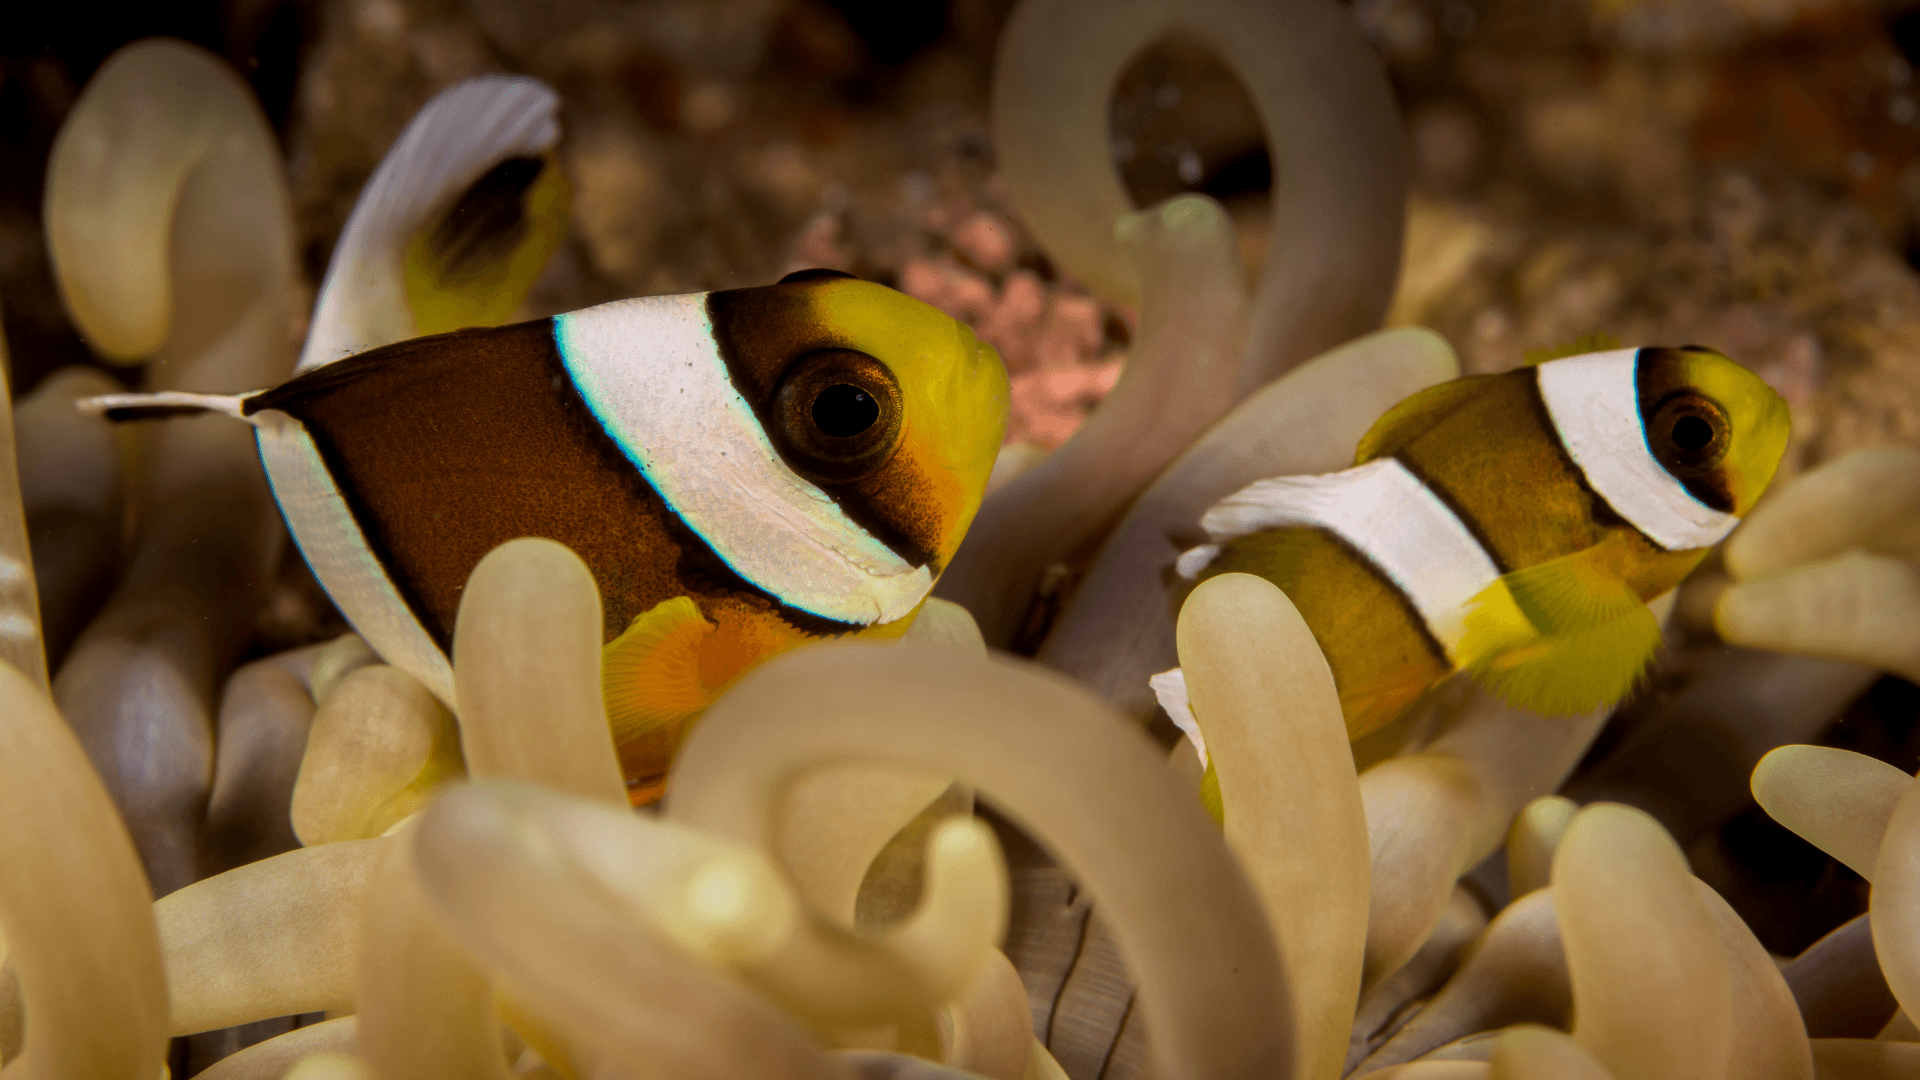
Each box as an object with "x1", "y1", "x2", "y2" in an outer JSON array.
[{"x1": 302, "y1": 76, "x2": 563, "y2": 373}]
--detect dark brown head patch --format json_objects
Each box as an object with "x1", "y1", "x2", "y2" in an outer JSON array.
[
  {"x1": 1635, "y1": 346, "x2": 1737, "y2": 514},
  {"x1": 705, "y1": 282, "x2": 944, "y2": 568}
]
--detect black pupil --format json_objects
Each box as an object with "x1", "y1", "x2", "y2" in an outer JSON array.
[
  {"x1": 1671, "y1": 414, "x2": 1714, "y2": 452},
  {"x1": 812, "y1": 384, "x2": 878, "y2": 438}
]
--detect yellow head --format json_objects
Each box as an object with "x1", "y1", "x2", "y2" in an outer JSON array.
[
  {"x1": 705, "y1": 272, "x2": 1012, "y2": 585},
  {"x1": 1635, "y1": 346, "x2": 1790, "y2": 517}
]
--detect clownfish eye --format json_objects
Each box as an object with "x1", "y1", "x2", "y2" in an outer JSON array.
[
  {"x1": 1671, "y1": 414, "x2": 1712, "y2": 451},
  {"x1": 1649, "y1": 392, "x2": 1730, "y2": 475},
  {"x1": 812, "y1": 384, "x2": 879, "y2": 438},
  {"x1": 770, "y1": 349, "x2": 903, "y2": 481}
]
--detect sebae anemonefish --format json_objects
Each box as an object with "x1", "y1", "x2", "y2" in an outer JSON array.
[
  {"x1": 1153, "y1": 344, "x2": 1791, "y2": 768},
  {"x1": 90, "y1": 272, "x2": 1011, "y2": 804}
]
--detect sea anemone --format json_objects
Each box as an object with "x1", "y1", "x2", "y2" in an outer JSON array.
[{"x1": 4, "y1": 1, "x2": 1920, "y2": 1079}]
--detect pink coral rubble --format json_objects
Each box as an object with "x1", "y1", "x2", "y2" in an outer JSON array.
[{"x1": 900, "y1": 244, "x2": 1126, "y2": 449}]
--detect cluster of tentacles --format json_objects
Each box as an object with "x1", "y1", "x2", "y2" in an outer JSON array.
[{"x1": 5, "y1": 1, "x2": 1920, "y2": 1079}]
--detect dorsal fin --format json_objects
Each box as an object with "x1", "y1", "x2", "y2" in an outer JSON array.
[
  {"x1": 1354, "y1": 375, "x2": 1491, "y2": 464},
  {"x1": 778, "y1": 268, "x2": 857, "y2": 284},
  {"x1": 250, "y1": 322, "x2": 544, "y2": 417},
  {"x1": 1520, "y1": 331, "x2": 1623, "y2": 366}
]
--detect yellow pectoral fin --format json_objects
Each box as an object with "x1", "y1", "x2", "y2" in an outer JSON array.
[
  {"x1": 602, "y1": 596, "x2": 717, "y2": 804},
  {"x1": 1454, "y1": 547, "x2": 1665, "y2": 717},
  {"x1": 602, "y1": 596, "x2": 818, "y2": 805}
]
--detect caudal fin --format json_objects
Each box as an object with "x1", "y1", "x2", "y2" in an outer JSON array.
[{"x1": 300, "y1": 76, "x2": 564, "y2": 374}]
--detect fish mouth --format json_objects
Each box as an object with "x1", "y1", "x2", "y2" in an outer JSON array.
[{"x1": 1765, "y1": 387, "x2": 1792, "y2": 440}]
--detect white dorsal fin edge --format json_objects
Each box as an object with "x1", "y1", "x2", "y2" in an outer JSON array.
[{"x1": 296, "y1": 76, "x2": 561, "y2": 375}]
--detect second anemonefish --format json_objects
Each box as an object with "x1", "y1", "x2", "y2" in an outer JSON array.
[
  {"x1": 91, "y1": 272, "x2": 1011, "y2": 804},
  {"x1": 1153, "y1": 344, "x2": 1790, "y2": 784}
]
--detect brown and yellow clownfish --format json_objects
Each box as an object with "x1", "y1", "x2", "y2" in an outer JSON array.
[
  {"x1": 89, "y1": 271, "x2": 1011, "y2": 803},
  {"x1": 1153, "y1": 345, "x2": 1791, "y2": 778}
]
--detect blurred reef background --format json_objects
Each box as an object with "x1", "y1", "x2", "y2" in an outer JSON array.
[{"x1": 7, "y1": 0, "x2": 1920, "y2": 999}]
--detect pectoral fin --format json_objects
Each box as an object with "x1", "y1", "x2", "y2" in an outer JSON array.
[
  {"x1": 602, "y1": 595, "x2": 814, "y2": 805},
  {"x1": 1454, "y1": 546, "x2": 1664, "y2": 716},
  {"x1": 602, "y1": 596, "x2": 712, "y2": 803}
]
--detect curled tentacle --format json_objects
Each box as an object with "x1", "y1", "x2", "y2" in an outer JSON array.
[
  {"x1": 0, "y1": 660, "x2": 168, "y2": 1076},
  {"x1": 404, "y1": 782, "x2": 858, "y2": 1080},
  {"x1": 947, "y1": 0, "x2": 1406, "y2": 647},
  {"x1": 668, "y1": 643, "x2": 1293, "y2": 1080},
  {"x1": 44, "y1": 39, "x2": 298, "y2": 896},
  {"x1": 938, "y1": 196, "x2": 1245, "y2": 647},
  {"x1": 993, "y1": 0, "x2": 1404, "y2": 376},
  {"x1": 45, "y1": 41, "x2": 292, "y2": 368},
  {"x1": 1177, "y1": 573, "x2": 1366, "y2": 1080}
]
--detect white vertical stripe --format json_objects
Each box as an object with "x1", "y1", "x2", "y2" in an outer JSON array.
[
  {"x1": 1535, "y1": 349, "x2": 1738, "y2": 551},
  {"x1": 255, "y1": 413, "x2": 458, "y2": 706},
  {"x1": 1180, "y1": 458, "x2": 1501, "y2": 661},
  {"x1": 554, "y1": 295, "x2": 933, "y2": 626}
]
